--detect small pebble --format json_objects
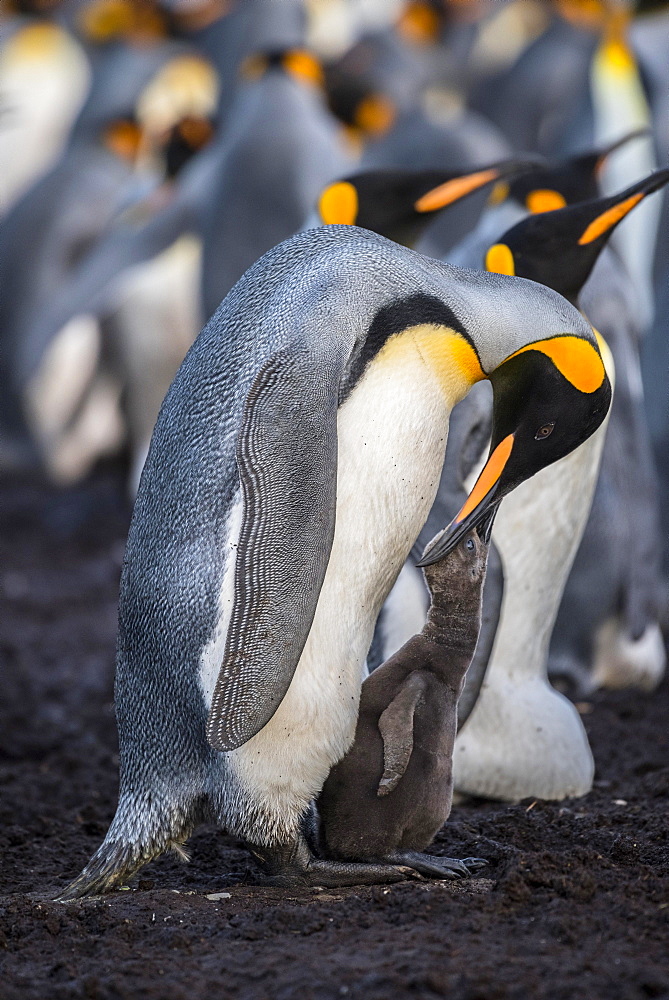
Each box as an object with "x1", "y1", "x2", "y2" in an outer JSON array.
[{"x1": 206, "y1": 892, "x2": 232, "y2": 901}]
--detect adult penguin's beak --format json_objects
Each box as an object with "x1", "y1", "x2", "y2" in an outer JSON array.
[
  {"x1": 413, "y1": 157, "x2": 544, "y2": 214},
  {"x1": 417, "y1": 434, "x2": 514, "y2": 565}
]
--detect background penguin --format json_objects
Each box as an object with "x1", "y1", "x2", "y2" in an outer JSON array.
[
  {"x1": 200, "y1": 22, "x2": 352, "y2": 315},
  {"x1": 359, "y1": 143, "x2": 645, "y2": 801},
  {"x1": 0, "y1": 21, "x2": 212, "y2": 467},
  {"x1": 0, "y1": 36, "x2": 218, "y2": 476},
  {"x1": 311, "y1": 155, "x2": 543, "y2": 249},
  {"x1": 59, "y1": 225, "x2": 610, "y2": 897},
  {"x1": 21, "y1": 108, "x2": 218, "y2": 489},
  {"x1": 0, "y1": 12, "x2": 90, "y2": 216},
  {"x1": 445, "y1": 128, "x2": 648, "y2": 267},
  {"x1": 319, "y1": 139, "x2": 638, "y2": 788},
  {"x1": 318, "y1": 526, "x2": 489, "y2": 879},
  {"x1": 484, "y1": 169, "x2": 669, "y2": 696},
  {"x1": 631, "y1": 5, "x2": 669, "y2": 581},
  {"x1": 322, "y1": 13, "x2": 514, "y2": 255}
]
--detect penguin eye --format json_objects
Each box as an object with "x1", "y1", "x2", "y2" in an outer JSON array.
[
  {"x1": 466, "y1": 538, "x2": 475, "y2": 551},
  {"x1": 535, "y1": 422, "x2": 555, "y2": 441}
]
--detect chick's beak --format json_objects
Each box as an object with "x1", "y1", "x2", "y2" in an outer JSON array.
[{"x1": 416, "y1": 433, "x2": 514, "y2": 566}]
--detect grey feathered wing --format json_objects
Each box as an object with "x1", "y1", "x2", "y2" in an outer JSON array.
[{"x1": 206, "y1": 348, "x2": 342, "y2": 752}]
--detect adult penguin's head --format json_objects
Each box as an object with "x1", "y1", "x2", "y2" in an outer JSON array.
[
  {"x1": 419, "y1": 306, "x2": 611, "y2": 565},
  {"x1": 506, "y1": 129, "x2": 649, "y2": 213},
  {"x1": 316, "y1": 157, "x2": 543, "y2": 248},
  {"x1": 485, "y1": 167, "x2": 669, "y2": 304}
]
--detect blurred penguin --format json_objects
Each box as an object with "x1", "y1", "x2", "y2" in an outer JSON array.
[
  {"x1": 0, "y1": 3, "x2": 90, "y2": 215},
  {"x1": 201, "y1": 1, "x2": 351, "y2": 317},
  {"x1": 485, "y1": 170, "x2": 669, "y2": 696},
  {"x1": 631, "y1": 3, "x2": 669, "y2": 581},
  {"x1": 0, "y1": 33, "x2": 218, "y2": 479}
]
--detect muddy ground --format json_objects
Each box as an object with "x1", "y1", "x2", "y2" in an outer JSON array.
[{"x1": 0, "y1": 469, "x2": 667, "y2": 1000}]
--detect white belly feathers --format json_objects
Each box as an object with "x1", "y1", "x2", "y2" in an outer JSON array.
[{"x1": 199, "y1": 334, "x2": 457, "y2": 838}]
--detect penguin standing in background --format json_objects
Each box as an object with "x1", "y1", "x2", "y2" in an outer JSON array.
[
  {"x1": 0, "y1": 35, "x2": 219, "y2": 476},
  {"x1": 321, "y1": 15, "x2": 514, "y2": 256},
  {"x1": 0, "y1": 11, "x2": 90, "y2": 216},
  {"x1": 484, "y1": 170, "x2": 669, "y2": 694},
  {"x1": 469, "y1": 0, "x2": 601, "y2": 156},
  {"x1": 60, "y1": 225, "x2": 610, "y2": 897},
  {"x1": 631, "y1": 6, "x2": 669, "y2": 578},
  {"x1": 201, "y1": 3, "x2": 351, "y2": 316},
  {"x1": 0, "y1": 12, "x2": 204, "y2": 466},
  {"x1": 316, "y1": 139, "x2": 652, "y2": 801}
]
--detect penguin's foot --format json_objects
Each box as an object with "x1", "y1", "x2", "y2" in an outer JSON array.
[
  {"x1": 249, "y1": 834, "x2": 419, "y2": 888},
  {"x1": 387, "y1": 851, "x2": 488, "y2": 880}
]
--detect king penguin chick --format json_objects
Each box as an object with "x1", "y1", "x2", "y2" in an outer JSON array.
[
  {"x1": 59, "y1": 225, "x2": 610, "y2": 898},
  {"x1": 318, "y1": 527, "x2": 489, "y2": 878}
]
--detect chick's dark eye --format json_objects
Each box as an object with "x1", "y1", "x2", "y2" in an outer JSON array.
[
  {"x1": 466, "y1": 538, "x2": 475, "y2": 551},
  {"x1": 535, "y1": 422, "x2": 555, "y2": 441}
]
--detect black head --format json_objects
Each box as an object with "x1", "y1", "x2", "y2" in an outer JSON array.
[
  {"x1": 506, "y1": 130, "x2": 649, "y2": 213},
  {"x1": 163, "y1": 115, "x2": 215, "y2": 178},
  {"x1": 485, "y1": 167, "x2": 669, "y2": 304},
  {"x1": 316, "y1": 157, "x2": 544, "y2": 248},
  {"x1": 419, "y1": 331, "x2": 612, "y2": 564}
]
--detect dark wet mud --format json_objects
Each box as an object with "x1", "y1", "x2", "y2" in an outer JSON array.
[{"x1": 1, "y1": 471, "x2": 667, "y2": 1000}]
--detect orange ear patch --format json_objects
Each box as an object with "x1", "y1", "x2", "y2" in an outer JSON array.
[
  {"x1": 354, "y1": 94, "x2": 396, "y2": 136},
  {"x1": 318, "y1": 181, "x2": 358, "y2": 226},
  {"x1": 485, "y1": 243, "x2": 515, "y2": 276},
  {"x1": 103, "y1": 120, "x2": 142, "y2": 160},
  {"x1": 414, "y1": 168, "x2": 499, "y2": 213},
  {"x1": 455, "y1": 434, "x2": 515, "y2": 524},
  {"x1": 578, "y1": 193, "x2": 644, "y2": 244},
  {"x1": 526, "y1": 189, "x2": 567, "y2": 214},
  {"x1": 283, "y1": 50, "x2": 324, "y2": 88},
  {"x1": 509, "y1": 336, "x2": 606, "y2": 393}
]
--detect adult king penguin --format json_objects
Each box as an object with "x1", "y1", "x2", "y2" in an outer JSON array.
[{"x1": 61, "y1": 226, "x2": 610, "y2": 897}]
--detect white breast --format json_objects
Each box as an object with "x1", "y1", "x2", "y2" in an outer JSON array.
[{"x1": 209, "y1": 336, "x2": 455, "y2": 843}]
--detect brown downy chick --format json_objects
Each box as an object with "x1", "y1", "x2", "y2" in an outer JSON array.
[{"x1": 317, "y1": 528, "x2": 489, "y2": 880}]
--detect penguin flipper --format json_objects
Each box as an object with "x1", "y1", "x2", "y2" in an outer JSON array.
[
  {"x1": 206, "y1": 349, "x2": 341, "y2": 752},
  {"x1": 377, "y1": 672, "x2": 428, "y2": 796}
]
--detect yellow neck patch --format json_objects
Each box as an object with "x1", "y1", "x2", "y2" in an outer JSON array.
[
  {"x1": 6, "y1": 23, "x2": 65, "y2": 61},
  {"x1": 414, "y1": 168, "x2": 499, "y2": 214},
  {"x1": 485, "y1": 243, "x2": 515, "y2": 276},
  {"x1": 526, "y1": 188, "x2": 567, "y2": 214},
  {"x1": 318, "y1": 181, "x2": 358, "y2": 226},
  {"x1": 578, "y1": 192, "x2": 644, "y2": 245},
  {"x1": 507, "y1": 335, "x2": 606, "y2": 393},
  {"x1": 375, "y1": 324, "x2": 485, "y2": 405}
]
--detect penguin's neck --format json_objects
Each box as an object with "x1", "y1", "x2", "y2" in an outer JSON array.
[
  {"x1": 373, "y1": 323, "x2": 485, "y2": 406},
  {"x1": 422, "y1": 591, "x2": 482, "y2": 681}
]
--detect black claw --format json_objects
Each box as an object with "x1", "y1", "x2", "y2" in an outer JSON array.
[
  {"x1": 461, "y1": 857, "x2": 488, "y2": 872},
  {"x1": 388, "y1": 851, "x2": 488, "y2": 880}
]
